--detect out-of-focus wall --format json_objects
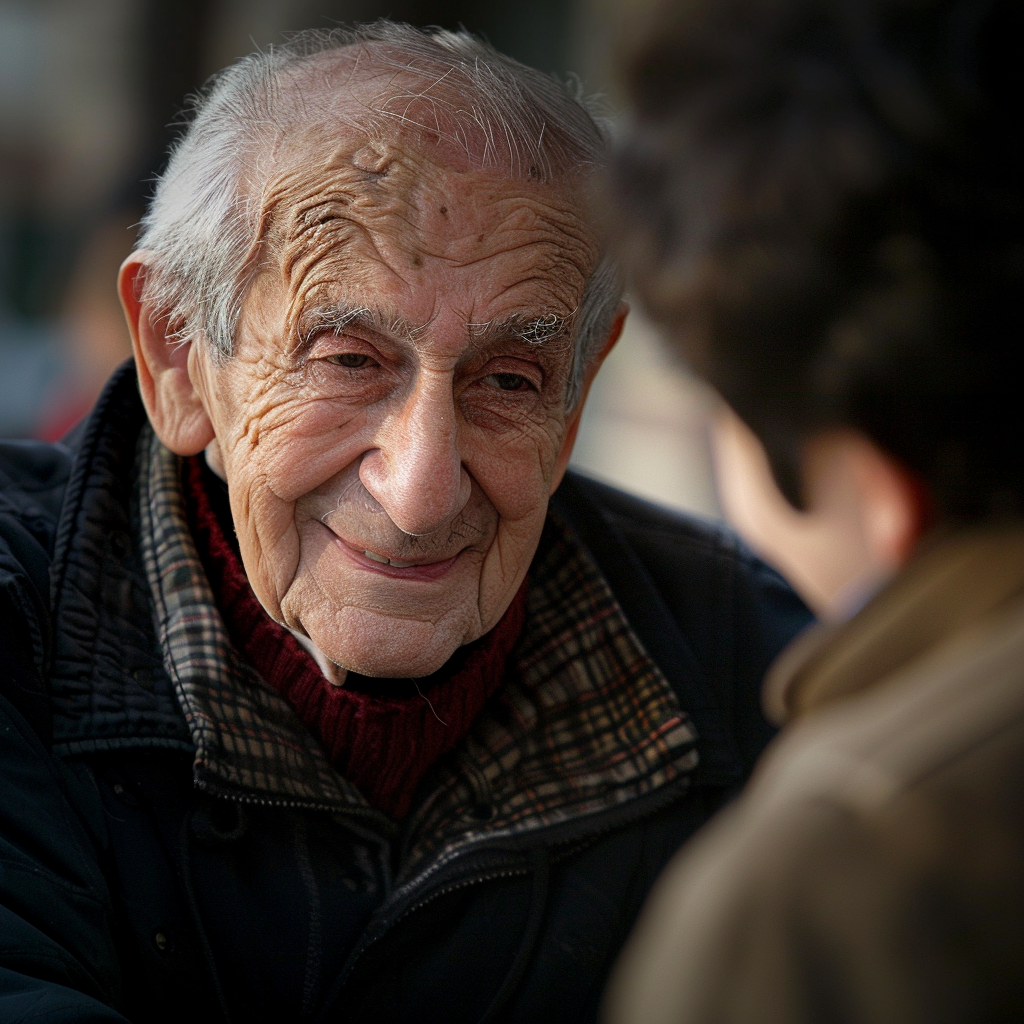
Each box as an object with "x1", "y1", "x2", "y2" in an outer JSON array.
[
  {"x1": 567, "y1": 0, "x2": 721, "y2": 518},
  {"x1": 0, "y1": 0, "x2": 141, "y2": 227},
  {"x1": 0, "y1": 0, "x2": 142, "y2": 437},
  {"x1": 572, "y1": 306, "x2": 721, "y2": 518}
]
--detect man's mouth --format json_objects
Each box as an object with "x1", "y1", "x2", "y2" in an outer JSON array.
[
  {"x1": 360, "y1": 549, "x2": 419, "y2": 568},
  {"x1": 334, "y1": 538, "x2": 463, "y2": 581}
]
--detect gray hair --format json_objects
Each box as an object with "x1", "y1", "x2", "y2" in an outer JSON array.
[{"x1": 137, "y1": 21, "x2": 621, "y2": 407}]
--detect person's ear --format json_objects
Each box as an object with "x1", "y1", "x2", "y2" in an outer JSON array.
[
  {"x1": 119, "y1": 253, "x2": 215, "y2": 456},
  {"x1": 834, "y1": 433, "x2": 925, "y2": 571},
  {"x1": 712, "y1": 406, "x2": 929, "y2": 618},
  {"x1": 549, "y1": 302, "x2": 628, "y2": 494}
]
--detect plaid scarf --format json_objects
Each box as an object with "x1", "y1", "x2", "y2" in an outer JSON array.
[{"x1": 137, "y1": 426, "x2": 698, "y2": 875}]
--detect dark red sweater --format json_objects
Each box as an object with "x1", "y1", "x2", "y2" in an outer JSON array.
[{"x1": 184, "y1": 456, "x2": 526, "y2": 818}]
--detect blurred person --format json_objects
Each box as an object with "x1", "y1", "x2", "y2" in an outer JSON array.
[
  {"x1": 602, "y1": 0, "x2": 1024, "y2": 1021},
  {"x1": 0, "y1": 23, "x2": 809, "y2": 1024}
]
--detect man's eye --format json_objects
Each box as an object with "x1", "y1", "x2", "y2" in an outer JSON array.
[
  {"x1": 326, "y1": 353, "x2": 370, "y2": 368},
  {"x1": 484, "y1": 372, "x2": 531, "y2": 392}
]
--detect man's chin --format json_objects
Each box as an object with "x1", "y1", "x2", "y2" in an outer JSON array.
[
  {"x1": 304, "y1": 612, "x2": 473, "y2": 680},
  {"x1": 337, "y1": 645, "x2": 457, "y2": 679}
]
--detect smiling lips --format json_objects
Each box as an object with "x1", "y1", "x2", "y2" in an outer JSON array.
[
  {"x1": 335, "y1": 537, "x2": 462, "y2": 581},
  {"x1": 362, "y1": 549, "x2": 419, "y2": 568}
]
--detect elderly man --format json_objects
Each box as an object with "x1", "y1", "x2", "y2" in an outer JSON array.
[{"x1": 0, "y1": 23, "x2": 808, "y2": 1024}]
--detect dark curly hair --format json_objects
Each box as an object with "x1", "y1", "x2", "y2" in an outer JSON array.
[{"x1": 612, "y1": 0, "x2": 1023, "y2": 520}]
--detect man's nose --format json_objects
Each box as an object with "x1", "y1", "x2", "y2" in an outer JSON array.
[{"x1": 358, "y1": 376, "x2": 471, "y2": 537}]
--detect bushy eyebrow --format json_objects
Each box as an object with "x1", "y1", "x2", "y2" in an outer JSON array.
[
  {"x1": 294, "y1": 303, "x2": 422, "y2": 350},
  {"x1": 466, "y1": 312, "x2": 574, "y2": 346},
  {"x1": 293, "y1": 303, "x2": 574, "y2": 353}
]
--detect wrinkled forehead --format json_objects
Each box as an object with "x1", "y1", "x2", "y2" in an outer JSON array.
[
  {"x1": 251, "y1": 134, "x2": 596, "y2": 319},
  {"x1": 237, "y1": 46, "x2": 601, "y2": 341},
  {"x1": 250, "y1": 41, "x2": 597, "y2": 239},
  {"x1": 258, "y1": 129, "x2": 592, "y2": 246}
]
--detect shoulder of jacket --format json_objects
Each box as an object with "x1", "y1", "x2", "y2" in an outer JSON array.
[
  {"x1": 554, "y1": 471, "x2": 813, "y2": 781},
  {"x1": 557, "y1": 470, "x2": 793, "y2": 593},
  {"x1": 0, "y1": 439, "x2": 74, "y2": 542},
  {"x1": 762, "y1": 602, "x2": 1024, "y2": 818},
  {"x1": 0, "y1": 441, "x2": 74, "y2": 746}
]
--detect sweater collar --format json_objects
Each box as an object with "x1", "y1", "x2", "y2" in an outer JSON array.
[{"x1": 764, "y1": 523, "x2": 1024, "y2": 725}]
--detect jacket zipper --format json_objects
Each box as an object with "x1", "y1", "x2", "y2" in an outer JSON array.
[
  {"x1": 315, "y1": 770, "x2": 699, "y2": 1020},
  {"x1": 193, "y1": 774, "x2": 399, "y2": 837},
  {"x1": 313, "y1": 860, "x2": 530, "y2": 1024}
]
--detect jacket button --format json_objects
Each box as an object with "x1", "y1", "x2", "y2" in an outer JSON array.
[
  {"x1": 108, "y1": 776, "x2": 140, "y2": 807},
  {"x1": 152, "y1": 930, "x2": 175, "y2": 954}
]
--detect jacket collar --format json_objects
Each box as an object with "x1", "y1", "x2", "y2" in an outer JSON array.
[
  {"x1": 551, "y1": 474, "x2": 755, "y2": 784},
  {"x1": 48, "y1": 364, "x2": 194, "y2": 755},
  {"x1": 764, "y1": 524, "x2": 1024, "y2": 724}
]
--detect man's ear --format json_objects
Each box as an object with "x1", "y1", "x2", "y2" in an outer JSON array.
[
  {"x1": 550, "y1": 302, "x2": 629, "y2": 494},
  {"x1": 119, "y1": 253, "x2": 215, "y2": 456}
]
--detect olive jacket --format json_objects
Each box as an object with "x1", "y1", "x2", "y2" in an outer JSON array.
[{"x1": 606, "y1": 525, "x2": 1024, "y2": 1024}]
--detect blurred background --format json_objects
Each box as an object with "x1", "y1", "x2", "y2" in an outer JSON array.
[{"x1": 0, "y1": 0, "x2": 719, "y2": 518}]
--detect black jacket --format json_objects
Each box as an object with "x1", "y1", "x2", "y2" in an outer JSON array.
[{"x1": 0, "y1": 367, "x2": 810, "y2": 1023}]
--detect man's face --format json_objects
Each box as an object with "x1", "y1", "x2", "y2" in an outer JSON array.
[{"x1": 191, "y1": 136, "x2": 598, "y2": 677}]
